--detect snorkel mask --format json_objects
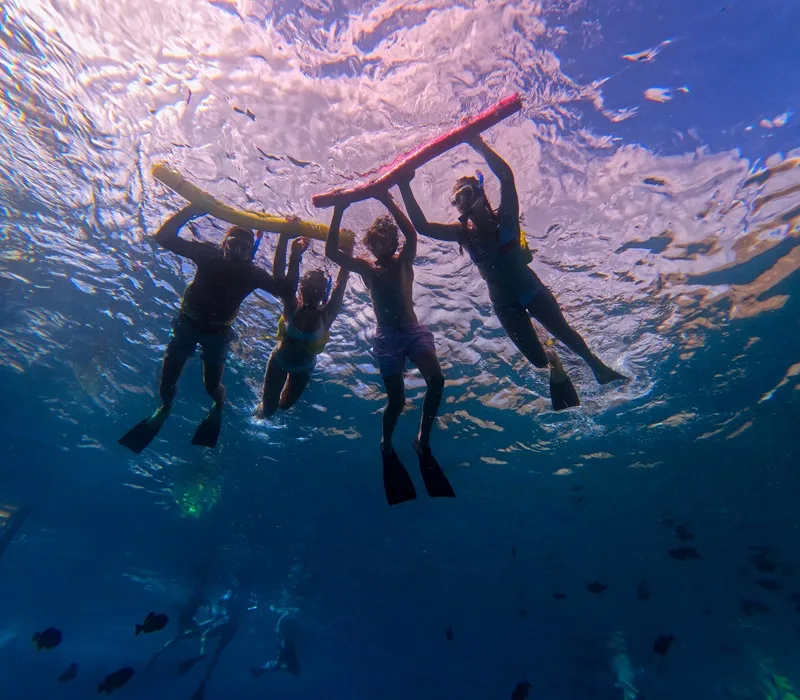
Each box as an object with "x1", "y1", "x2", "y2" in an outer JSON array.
[{"x1": 452, "y1": 170, "x2": 485, "y2": 214}]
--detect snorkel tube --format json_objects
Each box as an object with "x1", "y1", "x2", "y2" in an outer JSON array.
[{"x1": 251, "y1": 231, "x2": 264, "y2": 261}]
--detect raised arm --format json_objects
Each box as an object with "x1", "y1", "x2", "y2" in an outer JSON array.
[
  {"x1": 324, "y1": 204, "x2": 374, "y2": 277},
  {"x1": 467, "y1": 135, "x2": 519, "y2": 221},
  {"x1": 153, "y1": 203, "x2": 211, "y2": 260},
  {"x1": 376, "y1": 190, "x2": 417, "y2": 262},
  {"x1": 273, "y1": 233, "x2": 305, "y2": 313},
  {"x1": 397, "y1": 179, "x2": 461, "y2": 242},
  {"x1": 322, "y1": 261, "x2": 351, "y2": 329},
  {"x1": 272, "y1": 231, "x2": 290, "y2": 281}
]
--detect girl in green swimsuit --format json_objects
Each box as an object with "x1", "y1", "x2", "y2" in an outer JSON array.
[{"x1": 255, "y1": 234, "x2": 350, "y2": 418}]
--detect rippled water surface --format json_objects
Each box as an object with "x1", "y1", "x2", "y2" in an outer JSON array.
[{"x1": 1, "y1": 1, "x2": 799, "y2": 698}]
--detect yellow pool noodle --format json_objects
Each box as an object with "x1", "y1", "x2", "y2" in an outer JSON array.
[{"x1": 152, "y1": 163, "x2": 355, "y2": 246}]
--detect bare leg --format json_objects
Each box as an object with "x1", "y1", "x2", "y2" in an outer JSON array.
[
  {"x1": 256, "y1": 352, "x2": 288, "y2": 418},
  {"x1": 380, "y1": 374, "x2": 405, "y2": 453},
  {"x1": 494, "y1": 305, "x2": 548, "y2": 368},
  {"x1": 527, "y1": 288, "x2": 625, "y2": 384},
  {"x1": 495, "y1": 304, "x2": 580, "y2": 408},
  {"x1": 202, "y1": 360, "x2": 226, "y2": 406},
  {"x1": 279, "y1": 371, "x2": 313, "y2": 411},
  {"x1": 408, "y1": 349, "x2": 444, "y2": 450},
  {"x1": 159, "y1": 341, "x2": 193, "y2": 411}
]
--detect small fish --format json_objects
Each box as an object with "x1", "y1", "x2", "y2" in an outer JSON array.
[
  {"x1": 232, "y1": 105, "x2": 256, "y2": 122},
  {"x1": 58, "y1": 662, "x2": 78, "y2": 683},
  {"x1": 756, "y1": 579, "x2": 783, "y2": 592},
  {"x1": 653, "y1": 634, "x2": 675, "y2": 655},
  {"x1": 98, "y1": 667, "x2": 134, "y2": 695},
  {"x1": 32, "y1": 627, "x2": 62, "y2": 650},
  {"x1": 643, "y1": 176, "x2": 667, "y2": 187},
  {"x1": 553, "y1": 592, "x2": 567, "y2": 601},
  {"x1": 668, "y1": 547, "x2": 701, "y2": 561},
  {"x1": 586, "y1": 581, "x2": 607, "y2": 594},
  {"x1": 740, "y1": 599, "x2": 771, "y2": 616},
  {"x1": 511, "y1": 680, "x2": 532, "y2": 700},
  {"x1": 186, "y1": 89, "x2": 192, "y2": 105},
  {"x1": 445, "y1": 625, "x2": 453, "y2": 642},
  {"x1": 637, "y1": 580, "x2": 651, "y2": 601},
  {"x1": 749, "y1": 547, "x2": 778, "y2": 573},
  {"x1": 136, "y1": 612, "x2": 169, "y2": 635},
  {"x1": 674, "y1": 525, "x2": 694, "y2": 541}
]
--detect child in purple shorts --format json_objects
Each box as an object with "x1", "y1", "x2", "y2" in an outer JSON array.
[{"x1": 325, "y1": 188, "x2": 455, "y2": 505}]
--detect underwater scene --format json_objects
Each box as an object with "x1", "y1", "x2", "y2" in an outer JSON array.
[{"x1": 1, "y1": 0, "x2": 799, "y2": 698}]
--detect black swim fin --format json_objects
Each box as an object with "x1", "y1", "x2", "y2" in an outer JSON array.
[
  {"x1": 191, "y1": 405, "x2": 222, "y2": 448},
  {"x1": 416, "y1": 446, "x2": 455, "y2": 499},
  {"x1": 549, "y1": 375, "x2": 581, "y2": 411},
  {"x1": 119, "y1": 408, "x2": 168, "y2": 454},
  {"x1": 382, "y1": 449, "x2": 417, "y2": 506},
  {"x1": 547, "y1": 350, "x2": 580, "y2": 411}
]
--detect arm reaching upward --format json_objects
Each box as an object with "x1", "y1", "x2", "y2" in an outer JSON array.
[
  {"x1": 467, "y1": 135, "x2": 519, "y2": 222},
  {"x1": 397, "y1": 179, "x2": 461, "y2": 242},
  {"x1": 325, "y1": 204, "x2": 374, "y2": 277},
  {"x1": 375, "y1": 190, "x2": 417, "y2": 262},
  {"x1": 153, "y1": 203, "x2": 212, "y2": 260},
  {"x1": 322, "y1": 259, "x2": 351, "y2": 329},
  {"x1": 286, "y1": 237, "x2": 308, "y2": 293}
]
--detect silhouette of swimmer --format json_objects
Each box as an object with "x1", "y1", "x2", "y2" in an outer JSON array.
[
  {"x1": 179, "y1": 585, "x2": 252, "y2": 700},
  {"x1": 251, "y1": 611, "x2": 302, "y2": 677},
  {"x1": 145, "y1": 589, "x2": 210, "y2": 673}
]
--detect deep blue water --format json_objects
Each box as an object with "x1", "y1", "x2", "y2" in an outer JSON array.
[{"x1": 1, "y1": 0, "x2": 799, "y2": 699}]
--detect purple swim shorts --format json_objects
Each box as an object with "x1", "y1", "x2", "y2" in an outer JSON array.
[{"x1": 372, "y1": 324, "x2": 437, "y2": 376}]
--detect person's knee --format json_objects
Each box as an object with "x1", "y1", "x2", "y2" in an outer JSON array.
[
  {"x1": 386, "y1": 392, "x2": 406, "y2": 413},
  {"x1": 426, "y1": 373, "x2": 445, "y2": 394}
]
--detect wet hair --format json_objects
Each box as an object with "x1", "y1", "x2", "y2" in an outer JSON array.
[
  {"x1": 453, "y1": 175, "x2": 481, "y2": 196},
  {"x1": 224, "y1": 226, "x2": 255, "y2": 247},
  {"x1": 364, "y1": 215, "x2": 398, "y2": 254},
  {"x1": 300, "y1": 269, "x2": 327, "y2": 298}
]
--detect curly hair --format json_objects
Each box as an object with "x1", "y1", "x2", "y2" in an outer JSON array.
[
  {"x1": 224, "y1": 226, "x2": 255, "y2": 247},
  {"x1": 363, "y1": 214, "x2": 398, "y2": 252},
  {"x1": 300, "y1": 269, "x2": 327, "y2": 292},
  {"x1": 453, "y1": 175, "x2": 481, "y2": 196}
]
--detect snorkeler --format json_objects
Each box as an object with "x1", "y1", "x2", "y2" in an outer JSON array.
[
  {"x1": 325, "y1": 190, "x2": 455, "y2": 505},
  {"x1": 178, "y1": 586, "x2": 251, "y2": 700},
  {"x1": 118, "y1": 203, "x2": 290, "y2": 453},
  {"x1": 255, "y1": 233, "x2": 350, "y2": 418},
  {"x1": 251, "y1": 611, "x2": 302, "y2": 678},
  {"x1": 399, "y1": 135, "x2": 626, "y2": 410},
  {"x1": 144, "y1": 588, "x2": 210, "y2": 673}
]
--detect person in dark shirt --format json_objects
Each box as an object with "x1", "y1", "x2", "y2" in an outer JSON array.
[
  {"x1": 119, "y1": 203, "x2": 289, "y2": 453},
  {"x1": 399, "y1": 135, "x2": 626, "y2": 411}
]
